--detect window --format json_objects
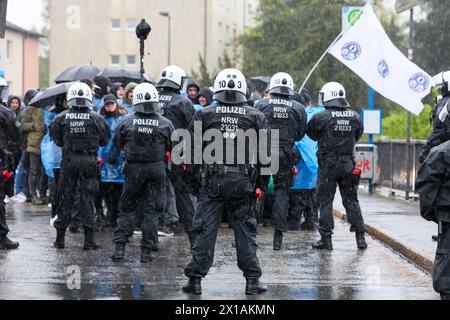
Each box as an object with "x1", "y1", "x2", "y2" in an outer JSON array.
[
  {"x1": 110, "y1": 55, "x2": 120, "y2": 66},
  {"x1": 6, "y1": 41, "x2": 12, "y2": 60},
  {"x1": 126, "y1": 55, "x2": 136, "y2": 66},
  {"x1": 126, "y1": 19, "x2": 137, "y2": 31},
  {"x1": 111, "y1": 19, "x2": 121, "y2": 31}
]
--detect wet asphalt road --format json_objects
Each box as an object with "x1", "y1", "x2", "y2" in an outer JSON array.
[{"x1": 0, "y1": 202, "x2": 440, "y2": 300}]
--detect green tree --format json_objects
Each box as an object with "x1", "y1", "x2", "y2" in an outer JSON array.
[
  {"x1": 191, "y1": 54, "x2": 213, "y2": 87},
  {"x1": 414, "y1": 0, "x2": 450, "y2": 76},
  {"x1": 239, "y1": 0, "x2": 406, "y2": 114}
]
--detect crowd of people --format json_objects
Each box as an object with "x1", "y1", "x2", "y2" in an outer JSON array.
[{"x1": 0, "y1": 65, "x2": 367, "y2": 296}]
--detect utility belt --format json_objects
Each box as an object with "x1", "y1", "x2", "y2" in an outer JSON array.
[
  {"x1": 202, "y1": 164, "x2": 251, "y2": 177},
  {"x1": 201, "y1": 164, "x2": 255, "y2": 199}
]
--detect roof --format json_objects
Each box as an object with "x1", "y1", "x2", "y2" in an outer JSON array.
[{"x1": 5, "y1": 21, "x2": 43, "y2": 38}]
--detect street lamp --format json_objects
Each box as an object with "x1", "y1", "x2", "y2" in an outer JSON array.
[
  {"x1": 159, "y1": 12, "x2": 171, "y2": 65},
  {"x1": 136, "y1": 19, "x2": 152, "y2": 83},
  {"x1": 395, "y1": 0, "x2": 419, "y2": 200}
]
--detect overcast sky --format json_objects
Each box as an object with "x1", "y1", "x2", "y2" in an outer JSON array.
[
  {"x1": 6, "y1": 0, "x2": 45, "y2": 31},
  {"x1": 5, "y1": 0, "x2": 405, "y2": 32}
]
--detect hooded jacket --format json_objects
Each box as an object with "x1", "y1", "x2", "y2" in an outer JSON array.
[
  {"x1": 21, "y1": 105, "x2": 45, "y2": 155},
  {"x1": 99, "y1": 104, "x2": 129, "y2": 183},
  {"x1": 122, "y1": 82, "x2": 138, "y2": 113},
  {"x1": 194, "y1": 87, "x2": 214, "y2": 111}
]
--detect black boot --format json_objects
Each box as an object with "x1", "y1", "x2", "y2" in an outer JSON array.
[
  {"x1": 441, "y1": 294, "x2": 450, "y2": 300},
  {"x1": 273, "y1": 230, "x2": 283, "y2": 251},
  {"x1": 0, "y1": 236, "x2": 19, "y2": 250},
  {"x1": 111, "y1": 243, "x2": 125, "y2": 261},
  {"x1": 300, "y1": 221, "x2": 317, "y2": 231},
  {"x1": 356, "y1": 232, "x2": 368, "y2": 250},
  {"x1": 53, "y1": 229, "x2": 65, "y2": 249},
  {"x1": 245, "y1": 278, "x2": 268, "y2": 295},
  {"x1": 83, "y1": 230, "x2": 99, "y2": 251},
  {"x1": 140, "y1": 247, "x2": 153, "y2": 263},
  {"x1": 432, "y1": 235, "x2": 439, "y2": 242},
  {"x1": 182, "y1": 277, "x2": 202, "y2": 295},
  {"x1": 312, "y1": 235, "x2": 333, "y2": 250},
  {"x1": 263, "y1": 218, "x2": 272, "y2": 228}
]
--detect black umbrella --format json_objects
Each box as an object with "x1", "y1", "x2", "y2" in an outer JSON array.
[
  {"x1": 249, "y1": 76, "x2": 271, "y2": 87},
  {"x1": 55, "y1": 64, "x2": 104, "y2": 84},
  {"x1": 97, "y1": 68, "x2": 155, "y2": 85},
  {"x1": 29, "y1": 82, "x2": 76, "y2": 108}
]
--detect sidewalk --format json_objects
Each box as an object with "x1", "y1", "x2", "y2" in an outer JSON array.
[{"x1": 333, "y1": 189, "x2": 437, "y2": 272}]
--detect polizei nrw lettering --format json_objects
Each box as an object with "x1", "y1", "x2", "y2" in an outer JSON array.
[
  {"x1": 216, "y1": 106, "x2": 246, "y2": 115},
  {"x1": 66, "y1": 113, "x2": 90, "y2": 120},
  {"x1": 132, "y1": 119, "x2": 159, "y2": 126},
  {"x1": 269, "y1": 98, "x2": 292, "y2": 107},
  {"x1": 331, "y1": 110, "x2": 354, "y2": 118}
]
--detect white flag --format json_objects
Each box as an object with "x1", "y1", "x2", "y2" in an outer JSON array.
[{"x1": 328, "y1": 4, "x2": 431, "y2": 116}]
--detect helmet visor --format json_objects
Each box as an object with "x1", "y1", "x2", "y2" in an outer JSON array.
[
  {"x1": 156, "y1": 79, "x2": 181, "y2": 90},
  {"x1": 68, "y1": 98, "x2": 91, "y2": 108},
  {"x1": 269, "y1": 86, "x2": 294, "y2": 96},
  {"x1": 133, "y1": 102, "x2": 161, "y2": 114},
  {"x1": 324, "y1": 98, "x2": 350, "y2": 108},
  {"x1": 0, "y1": 86, "x2": 9, "y2": 104},
  {"x1": 213, "y1": 91, "x2": 247, "y2": 104}
]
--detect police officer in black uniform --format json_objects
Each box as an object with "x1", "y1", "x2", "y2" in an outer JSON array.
[
  {"x1": 306, "y1": 82, "x2": 367, "y2": 250},
  {"x1": 0, "y1": 77, "x2": 22, "y2": 250},
  {"x1": 419, "y1": 71, "x2": 450, "y2": 164},
  {"x1": 50, "y1": 82, "x2": 110, "y2": 250},
  {"x1": 416, "y1": 132, "x2": 450, "y2": 300},
  {"x1": 156, "y1": 66, "x2": 197, "y2": 246},
  {"x1": 111, "y1": 83, "x2": 175, "y2": 263},
  {"x1": 183, "y1": 68, "x2": 268, "y2": 295},
  {"x1": 256, "y1": 72, "x2": 307, "y2": 250}
]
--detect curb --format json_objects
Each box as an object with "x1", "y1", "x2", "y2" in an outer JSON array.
[{"x1": 333, "y1": 209, "x2": 433, "y2": 274}]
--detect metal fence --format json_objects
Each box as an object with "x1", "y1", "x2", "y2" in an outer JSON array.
[{"x1": 374, "y1": 140, "x2": 426, "y2": 193}]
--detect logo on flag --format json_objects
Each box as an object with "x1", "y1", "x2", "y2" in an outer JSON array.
[
  {"x1": 408, "y1": 73, "x2": 430, "y2": 93},
  {"x1": 341, "y1": 42, "x2": 361, "y2": 61},
  {"x1": 377, "y1": 60, "x2": 389, "y2": 78}
]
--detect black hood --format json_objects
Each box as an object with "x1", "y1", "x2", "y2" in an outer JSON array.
[{"x1": 196, "y1": 87, "x2": 213, "y2": 105}]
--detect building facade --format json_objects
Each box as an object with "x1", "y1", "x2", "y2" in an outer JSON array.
[
  {"x1": 49, "y1": 0, "x2": 259, "y2": 85},
  {"x1": 0, "y1": 21, "x2": 41, "y2": 95}
]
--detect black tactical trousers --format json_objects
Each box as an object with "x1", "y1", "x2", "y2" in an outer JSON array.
[
  {"x1": 0, "y1": 158, "x2": 8, "y2": 237},
  {"x1": 54, "y1": 153, "x2": 98, "y2": 231},
  {"x1": 113, "y1": 161, "x2": 167, "y2": 250},
  {"x1": 271, "y1": 149, "x2": 294, "y2": 232},
  {"x1": 185, "y1": 192, "x2": 262, "y2": 279},
  {"x1": 0, "y1": 191, "x2": 8, "y2": 238},
  {"x1": 433, "y1": 222, "x2": 450, "y2": 295},
  {"x1": 288, "y1": 189, "x2": 319, "y2": 225},
  {"x1": 170, "y1": 165, "x2": 195, "y2": 235},
  {"x1": 317, "y1": 156, "x2": 365, "y2": 237}
]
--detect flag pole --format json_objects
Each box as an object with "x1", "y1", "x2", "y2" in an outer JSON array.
[{"x1": 299, "y1": 4, "x2": 371, "y2": 93}]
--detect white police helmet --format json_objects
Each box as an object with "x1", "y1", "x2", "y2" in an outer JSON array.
[
  {"x1": 0, "y1": 77, "x2": 9, "y2": 103},
  {"x1": 157, "y1": 65, "x2": 187, "y2": 90},
  {"x1": 269, "y1": 72, "x2": 294, "y2": 96},
  {"x1": 318, "y1": 82, "x2": 349, "y2": 108},
  {"x1": 133, "y1": 83, "x2": 160, "y2": 114},
  {"x1": 67, "y1": 82, "x2": 93, "y2": 108},
  {"x1": 213, "y1": 68, "x2": 247, "y2": 104}
]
